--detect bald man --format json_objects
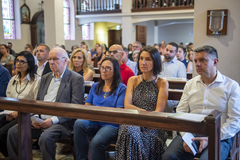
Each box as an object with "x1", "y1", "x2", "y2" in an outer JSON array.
[
  {"x1": 7, "y1": 47, "x2": 85, "y2": 160},
  {"x1": 109, "y1": 44, "x2": 135, "y2": 85}
]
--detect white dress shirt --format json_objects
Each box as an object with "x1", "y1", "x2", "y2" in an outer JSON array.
[
  {"x1": 0, "y1": 74, "x2": 41, "y2": 115},
  {"x1": 177, "y1": 71, "x2": 240, "y2": 140},
  {"x1": 36, "y1": 61, "x2": 47, "y2": 76},
  {"x1": 41, "y1": 70, "x2": 65, "y2": 124},
  {"x1": 160, "y1": 57, "x2": 186, "y2": 78},
  {"x1": 126, "y1": 59, "x2": 138, "y2": 75}
]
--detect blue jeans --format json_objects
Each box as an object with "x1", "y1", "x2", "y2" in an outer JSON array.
[
  {"x1": 74, "y1": 119, "x2": 118, "y2": 160},
  {"x1": 162, "y1": 135, "x2": 232, "y2": 160}
]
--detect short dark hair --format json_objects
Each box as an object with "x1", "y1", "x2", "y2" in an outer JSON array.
[
  {"x1": 1, "y1": 44, "x2": 8, "y2": 50},
  {"x1": 7, "y1": 42, "x2": 12, "y2": 45},
  {"x1": 194, "y1": 45, "x2": 218, "y2": 59},
  {"x1": 137, "y1": 46, "x2": 162, "y2": 76},
  {"x1": 167, "y1": 42, "x2": 178, "y2": 52},
  {"x1": 15, "y1": 51, "x2": 36, "y2": 82},
  {"x1": 96, "y1": 57, "x2": 122, "y2": 96}
]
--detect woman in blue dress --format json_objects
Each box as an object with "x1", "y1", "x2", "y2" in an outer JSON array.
[{"x1": 73, "y1": 57, "x2": 126, "y2": 160}]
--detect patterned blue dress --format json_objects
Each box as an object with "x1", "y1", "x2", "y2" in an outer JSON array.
[{"x1": 115, "y1": 76, "x2": 168, "y2": 160}]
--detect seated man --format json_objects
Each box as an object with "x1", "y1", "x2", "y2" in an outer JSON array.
[
  {"x1": 109, "y1": 44, "x2": 135, "y2": 85},
  {"x1": 162, "y1": 45, "x2": 240, "y2": 160},
  {"x1": 7, "y1": 47, "x2": 85, "y2": 160},
  {"x1": 0, "y1": 65, "x2": 11, "y2": 98}
]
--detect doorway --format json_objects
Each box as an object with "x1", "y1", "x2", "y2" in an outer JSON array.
[{"x1": 31, "y1": 11, "x2": 45, "y2": 47}]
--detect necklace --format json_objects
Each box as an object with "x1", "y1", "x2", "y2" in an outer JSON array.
[
  {"x1": 15, "y1": 81, "x2": 29, "y2": 95},
  {"x1": 103, "y1": 92, "x2": 107, "y2": 98}
]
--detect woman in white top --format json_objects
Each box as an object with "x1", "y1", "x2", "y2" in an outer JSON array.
[{"x1": 0, "y1": 51, "x2": 40, "y2": 157}]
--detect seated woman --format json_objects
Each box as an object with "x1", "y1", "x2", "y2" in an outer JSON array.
[
  {"x1": 0, "y1": 44, "x2": 14, "y2": 66},
  {"x1": 74, "y1": 57, "x2": 126, "y2": 160},
  {"x1": 187, "y1": 49, "x2": 194, "y2": 73},
  {"x1": 69, "y1": 48, "x2": 94, "y2": 81},
  {"x1": 115, "y1": 46, "x2": 169, "y2": 159},
  {"x1": 0, "y1": 51, "x2": 40, "y2": 157}
]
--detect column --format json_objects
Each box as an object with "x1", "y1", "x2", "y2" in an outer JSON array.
[
  {"x1": 121, "y1": 16, "x2": 134, "y2": 47},
  {"x1": 44, "y1": 0, "x2": 65, "y2": 48}
]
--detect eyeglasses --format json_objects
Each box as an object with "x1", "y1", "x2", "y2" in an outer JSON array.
[
  {"x1": 100, "y1": 66, "x2": 112, "y2": 72},
  {"x1": 133, "y1": 46, "x2": 140, "y2": 48},
  {"x1": 47, "y1": 57, "x2": 66, "y2": 62},
  {"x1": 109, "y1": 50, "x2": 121, "y2": 54},
  {"x1": 15, "y1": 59, "x2": 27, "y2": 65}
]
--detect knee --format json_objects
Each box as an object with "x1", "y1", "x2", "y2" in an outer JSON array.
[
  {"x1": 38, "y1": 133, "x2": 52, "y2": 147},
  {"x1": 8, "y1": 126, "x2": 18, "y2": 138},
  {"x1": 74, "y1": 119, "x2": 89, "y2": 133},
  {"x1": 91, "y1": 138, "x2": 105, "y2": 150},
  {"x1": 162, "y1": 150, "x2": 175, "y2": 160}
]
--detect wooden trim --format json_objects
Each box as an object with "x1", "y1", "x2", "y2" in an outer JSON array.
[
  {"x1": 78, "y1": 9, "x2": 121, "y2": 15},
  {"x1": 0, "y1": 97, "x2": 222, "y2": 160},
  {"x1": 132, "y1": 6, "x2": 194, "y2": 12}
]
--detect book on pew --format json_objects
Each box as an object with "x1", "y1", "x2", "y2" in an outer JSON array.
[{"x1": 167, "y1": 112, "x2": 206, "y2": 122}]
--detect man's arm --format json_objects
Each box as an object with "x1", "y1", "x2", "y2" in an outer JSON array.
[
  {"x1": 221, "y1": 82, "x2": 240, "y2": 140},
  {"x1": 177, "y1": 62, "x2": 187, "y2": 78},
  {"x1": 71, "y1": 74, "x2": 85, "y2": 104},
  {"x1": 176, "y1": 81, "x2": 190, "y2": 113}
]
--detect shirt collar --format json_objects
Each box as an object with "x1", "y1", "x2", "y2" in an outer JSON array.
[
  {"x1": 52, "y1": 68, "x2": 66, "y2": 80},
  {"x1": 196, "y1": 70, "x2": 223, "y2": 84},
  {"x1": 37, "y1": 61, "x2": 48, "y2": 68},
  {"x1": 16, "y1": 73, "x2": 31, "y2": 82},
  {"x1": 164, "y1": 56, "x2": 178, "y2": 63}
]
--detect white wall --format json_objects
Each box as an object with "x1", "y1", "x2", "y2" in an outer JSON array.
[
  {"x1": 158, "y1": 23, "x2": 194, "y2": 45},
  {"x1": 193, "y1": 0, "x2": 240, "y2": 83}
]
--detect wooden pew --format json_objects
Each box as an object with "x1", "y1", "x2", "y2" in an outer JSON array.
[
  {"x1": 94, "y1": 67, "x2": 100, "y2": 74},
  {"x1": 187, "y1": 73, "x2": 192, "y2": 80},
  {"x1": 3, "y1": 64, "x2": 13, "y2": 77},
  {"x1": 0, "y1": 97, "x2": 222, "y2": 160},
  {"x1": 93, "y1": 74, "x2": 100, "y2": 82}
]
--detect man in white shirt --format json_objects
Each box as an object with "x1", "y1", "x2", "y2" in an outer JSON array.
[
  {"x1": 160, "y1": 42, "x2": 186, "y2": 113},
  {"x1": 7, "y1": 47, "x2": 85, "y2": 160},
  {"x1": 162, "y1": 45, "x2": 240, "y2": 160},
  {"x1": 35, "y1": 44, "x2": 52, "y2": 76},
  {"x1": 122, "y1": 48, "x2": 138, "y2": 75},
  {"x1": 160, "y1": 42, "x2": 186, "y2": 78}
]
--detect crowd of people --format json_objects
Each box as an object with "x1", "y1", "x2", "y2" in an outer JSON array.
[{"x1": 0, "y1": 41, "x2": 239, "y2": 160}]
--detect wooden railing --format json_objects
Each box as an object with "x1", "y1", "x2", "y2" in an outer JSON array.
[
  {"x1": 76, "y1": 0, "x2": 122, "y2": 15},
  {"x1": 132, "y1": 0, "x2": 194, "y2": 12},
  {"x1": 0, "y1": 97, "x2": 221, "y2": 160}
]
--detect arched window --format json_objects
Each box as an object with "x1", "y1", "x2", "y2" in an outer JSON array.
[
  {"x1": 2, "y1": 0, "x2": 15, "y2": 39},
  {"x1": 63, "y1": 0, "x2": 70, "y2": 40}
]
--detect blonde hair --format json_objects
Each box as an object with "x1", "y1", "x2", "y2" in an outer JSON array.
[{"x1": 69, "y1": 48, "x2": 88, "y2": 74}]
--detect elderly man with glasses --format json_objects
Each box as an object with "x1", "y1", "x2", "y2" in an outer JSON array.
[
  {"x1": 7, "y1": 47, "x2": 85, "y2": 160},
  {"x1": 109, "y1": 44, "x2": 134, "y2": 85}
]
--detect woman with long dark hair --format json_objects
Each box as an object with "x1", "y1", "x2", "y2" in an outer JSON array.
[
  {"x1": 115, "y1": 46, "x2": 169, "y2": 159},
  {"x1": 0, "y1": 51, "x2": 40, "y2": 157},
  {"x1": 74, "y1": 57, "x2": 126, "y2": 160}
]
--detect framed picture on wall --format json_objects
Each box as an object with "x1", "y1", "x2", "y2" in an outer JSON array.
[{"x1": 20, "y1": 3, "x2": 30, "y2": 24}]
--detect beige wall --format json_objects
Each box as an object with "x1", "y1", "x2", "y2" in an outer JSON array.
[{"x1": 193, "y1": 0, "x2": 240, "y2": 83}]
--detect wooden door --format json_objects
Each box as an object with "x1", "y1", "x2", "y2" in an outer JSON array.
[
  {"x1": 108, "y1": 30, "x2": 122, "y2": 47},
  {"x1": 136, "y1": 25, "x2": 146, "y2": 46},
  {"x1": 31, "y1": 11, "x2": 45, "y2": 47}
]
